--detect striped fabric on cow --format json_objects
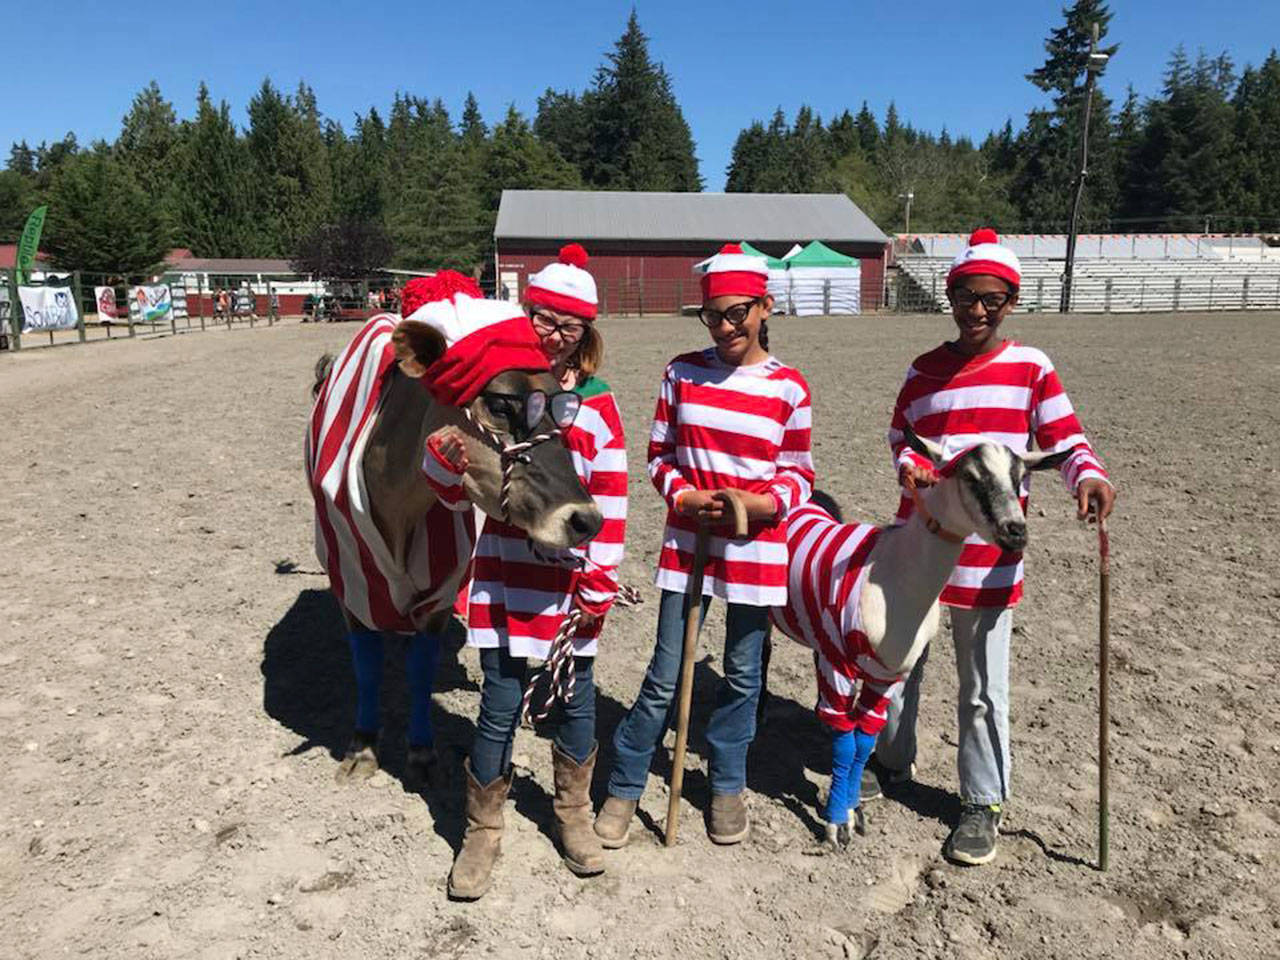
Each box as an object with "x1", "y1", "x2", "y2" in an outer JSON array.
[
  {"x1": 770, "y1": 502, "x2": 903, "y2": 734},
  {"x1": 649, "y1": 347, "x2": 814, "y2": 607},
  {"x1": 888, "y1": 340, "x2": 1109, "y2": 608},
  {"x1": 307, "y1": 313, "x2": 475, "y2": 633}
]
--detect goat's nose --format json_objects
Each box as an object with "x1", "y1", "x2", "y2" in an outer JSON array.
[{"x1": 999, "y1": 520, "x2": 1027, "y2": 545}]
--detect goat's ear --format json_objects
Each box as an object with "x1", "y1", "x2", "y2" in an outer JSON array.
[
  {"x1": 903, "y1": 423, "x2": 946, "y2": 466},
  {"x1": 392, "y1": 320, "x2": 446, "y2": 378},
  {"x1": 1022, "y1": 447, "x2": 1073, "y2": 472}
]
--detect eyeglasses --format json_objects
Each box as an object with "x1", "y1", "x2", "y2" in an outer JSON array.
[
  {"x1": 481, "y1": 389, "x2": 581, "y2": 438},
  {"x1": 531, "y1": 311, "x2": 587, "y2": 343},
  {"x1": 698, "y1": 299, "x2": 760, "y2": 329},
  {"x1": 950, "y1": 288, "x2": 1013, "y2": 312}
]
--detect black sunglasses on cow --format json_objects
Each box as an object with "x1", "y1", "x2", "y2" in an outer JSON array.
[
  {"x1": 698, "y1": 298, "x2": 761, "y2": 329},
  {"x1": 481, "y1": 388, "x2": 581, "y2": 439}
]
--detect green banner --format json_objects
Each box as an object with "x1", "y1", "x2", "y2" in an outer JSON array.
[{"x1": 16, "y1": 205, "x2": 47, "y2": 285}]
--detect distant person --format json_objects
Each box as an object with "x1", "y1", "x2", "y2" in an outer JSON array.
[{"x1": 874, "y1": 228, "x2": 1117, "y2": 866}]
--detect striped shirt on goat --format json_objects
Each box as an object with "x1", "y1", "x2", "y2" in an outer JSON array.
[
  {"x1": 307, "y1": 314, "x2": 475, "y2": 633},
  {"x1": 770, "y1": 502, "x2": 903, "y2": 734},
  {"x1": 889, "y1": 340, "x2": 1110, "y2": 608},
  {"x1": 422, "y1": 378, "x2": 627, "y2": 659},
  {"x1": 649, "y1": 348, "x2": 814, "y2": 607}
]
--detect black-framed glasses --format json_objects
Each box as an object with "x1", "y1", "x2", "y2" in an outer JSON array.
[
  {"x1": 950, "y1": 288, "x2": 1013, "y2": 312},
  {"x1": 698, "y1": 298, "x2": 761, "y2": 329},
  {"x1": 530, "y1": 310, "x2": 587, "y2": 343},
  {"x1": 481, "y1": 389, "x2": 581, "y2": 438}
]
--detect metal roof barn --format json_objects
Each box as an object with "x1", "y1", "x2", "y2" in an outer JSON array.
[{"x1": 495, "y1": 190, "x2": 889, "y2": 315}]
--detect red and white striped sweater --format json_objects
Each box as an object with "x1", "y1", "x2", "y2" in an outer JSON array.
[
  {"x1": 649, "y1": 348, "x2": 814, "y2": 607},
  {"x1": 771, "y1": 503, "x2": 903, "y2": 735},
  {"x1": 889, "y1": 340, "x2": 1109, "y2": 608},
  {"x1": 307, "y1": 314, "x2": 475, "y2": 633},
  {"x1": 422, "y1": 379, "x2": 627, "y2": 659}
]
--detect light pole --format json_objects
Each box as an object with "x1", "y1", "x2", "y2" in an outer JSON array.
[
  {"x1": 1060, "y1": 23, "x2": 1110, "y2": 313},
  {"x1": 899, "y1": 190, "x2": 914, "y2": 236}
]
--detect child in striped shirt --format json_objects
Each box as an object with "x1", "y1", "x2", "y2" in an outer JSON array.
[
  {"x1": 422, "y1": 245, "x2": 627, "y2": 898},
  {"x1": 874, "y1": 228, "x2": 1116, "y2": 866},
  {"x1": 595, "y1": 244, "x2": 814, "y2": 848}
]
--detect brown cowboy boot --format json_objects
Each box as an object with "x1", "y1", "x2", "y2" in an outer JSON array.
[
  {"x1": 552, "y1": 743, "x2": 605, "y2": 876},
  {"x1": 593, "y1": 795, "x2": 638, "y2": 849},
  {"x1": 447, "y1": 759, "x2": 512, "y2": 900}
]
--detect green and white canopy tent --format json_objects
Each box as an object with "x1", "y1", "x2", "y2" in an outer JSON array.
[
  {"x1": 777, "y1": 240, "x2": 862, "y2": 315},
  {"x1": 693, "y1": 241, "x2": 792, "y2": 307}
]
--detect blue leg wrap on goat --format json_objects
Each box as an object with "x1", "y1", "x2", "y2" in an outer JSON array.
[{"x1": 826, "y1": 727, "x2": 876, "y2": 824}]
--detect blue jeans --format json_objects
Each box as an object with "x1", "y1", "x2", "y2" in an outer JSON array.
[
  {"x1": 608, "y1": 589, "x2": 769, "y2": 799},
  {"x1": 876, "y1": 606, "x2": 1013, "y2": 805},
  {"x1": 470, "y1": 646, "x2": 596, "y2": 785}
]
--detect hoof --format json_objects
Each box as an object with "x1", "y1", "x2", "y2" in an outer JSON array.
[
  {"x1": 407, "y1": 744, "x2": 446, "y2": 792},
  {"x1": 335, "y1": 733, "x2": 379, "y2": 783}
]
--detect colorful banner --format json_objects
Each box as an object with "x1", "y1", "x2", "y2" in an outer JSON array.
[
  {"x1": 129, "y1": 285, "x2": 171, "y2": 324},
  {"x1": 94, "y1": 286, "x2": 123, "y2": 322},
  {"x1": 18, "y1": 285, "x2": 79, "y2": 332},
  {"x1": 15, "y1": 205, "x2": 47, "y2": 285}
]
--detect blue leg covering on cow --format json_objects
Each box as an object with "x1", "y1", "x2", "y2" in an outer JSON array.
[
  {"x1": 407, "y1": 632, "x2": 442, "y2": 748},
  {"x1": 349, "y1": 630, "x2": 383, "y2": 735},
  {"x1": 826, "y1": 727, "x2": 876, "y2": 824}
]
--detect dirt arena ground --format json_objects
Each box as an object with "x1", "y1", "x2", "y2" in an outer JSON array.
[{"x1": 2, "y1": 311, "x2": 1277, "y2": 960}]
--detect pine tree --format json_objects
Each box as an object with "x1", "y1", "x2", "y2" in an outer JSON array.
[
  {"x1": 460, "y1": 92, "x2": 487, "y2": 144},
  {"x1": 0, "y1": 169, "x2": 36, "y2": 240},
  {"x1": 117, "y1": 81, "x2": 178, "y2": 211},
  {"x1": 481, "y1": 105, "x2": 580, "y2": 212},
  {"x1": 855, "y1": 101, "x2": 879, "y2": 154},
  {"x1": 171, "y1": 84, "x2": 259, "y2": 256},
  {"x1": 44, "y1": 146, "x2": 168, "y2": 275}
]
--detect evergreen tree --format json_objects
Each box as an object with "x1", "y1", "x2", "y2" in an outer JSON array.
[
  {"x1": 481, "y1": 105, "x2": 580, "y2": 211},
  {"x1": 460, "y1": 92, "x2": 487, "y2": 144},
  {"x1": 8, "y1": 141, "x2": 36, "y2": 176},
  {"x1": 171, "y1": 84, "x2": 259, "y2": 256},
  {"x1": 580, "y1": 12, "x2": 701, "y2": 190},
  {"x1": 0, "y1": 169, "x2": 37, "y2": 240},
  {"x1": 854, "y1": 101, "x2": 879, "y2": 154},
  {"x1": 117, "y1": 81, "x2": 179, "y2": 210},
  {"x1": 44, "y1": 146, "x2": 168, "y2": 275}
]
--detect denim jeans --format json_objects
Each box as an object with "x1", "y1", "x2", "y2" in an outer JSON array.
[
  {"x1": 470, "y1": 646, "x2": 596, "y2": 785},
  {"x1": 608, "y1": 589, "x2": 769, "y2": 799},
  {"x1": 876, "y1": 606, "x2": 1013, "y2": 805}
]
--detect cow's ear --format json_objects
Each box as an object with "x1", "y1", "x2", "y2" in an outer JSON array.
[{"x1": 392, "y1": 320, "x2": 446, "y2": 378}]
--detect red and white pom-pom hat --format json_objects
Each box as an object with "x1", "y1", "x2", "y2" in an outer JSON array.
[
  {"x1": 525, "y1": 243, "x2": 598, "y2": 320},
  {"x1": 401, "y1": 271, "x2": 549, "y2": 407},
  {"x1": 948, "y1": 228, "x2": 1022, "y2": 289},
  {"x1": 699, "y1": 243, "x2": 769, "y2": 300}
]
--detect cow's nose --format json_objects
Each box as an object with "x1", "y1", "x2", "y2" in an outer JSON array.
[{"x1": 566, "y1": 507, "x2": 602, "y2": 542}]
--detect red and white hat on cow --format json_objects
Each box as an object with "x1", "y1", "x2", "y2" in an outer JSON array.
[
  {"x1": 401, "y1": 271, "x2": 549, "y2": 407},
  {"x1": 525, "y1": 243, "x2": 598, "y2": 320},
  {"x1": 699, "y1": 243, "x2": 769, "y2": 300},
  {"x1": 947, "y1": 228, "x2": 1022, "y2": 290}
]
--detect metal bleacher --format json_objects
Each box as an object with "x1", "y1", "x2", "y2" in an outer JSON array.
[{"x1": 894, "y1": 234, "x2": 1280, "y2": 314}]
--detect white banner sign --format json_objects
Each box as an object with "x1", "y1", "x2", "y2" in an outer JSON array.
[
  {"x1": 129, "y1": 285, "x2": 171, "y2": 324},
  {"x1": 93, "y1": 286, "x2": 124, "y2": 322},
  {"x1": 19, "y1": 286, "x2": 80, "y2": 332}
]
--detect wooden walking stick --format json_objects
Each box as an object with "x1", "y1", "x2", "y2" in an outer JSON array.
[
  {"x1": 665, "y1": 490, "x2": 749, "y2": 847},
  {"x1": 1096, "y1": 510, "x2": 1111, "y2": 871}
]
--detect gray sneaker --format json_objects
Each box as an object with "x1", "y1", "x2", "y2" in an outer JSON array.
[
  {"x1": 859, "y1": 757, "x2": 915, "y2": 805},
  {"x1": 944, "y1": 803, "x2": 1002, "y2": 865}
]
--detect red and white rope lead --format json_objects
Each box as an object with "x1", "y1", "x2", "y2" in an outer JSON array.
[{"x1": 520, "y1": 607, "x2": 584, "y2": 724}]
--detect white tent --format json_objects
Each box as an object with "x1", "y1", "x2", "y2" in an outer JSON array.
[{"x1": 776, "y1": 241, "x2": 862, "y2": 315}]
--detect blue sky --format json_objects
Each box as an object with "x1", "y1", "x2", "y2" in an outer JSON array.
[{"x1": 6, "y1": 1, "x2": 1278, "y2": 190}]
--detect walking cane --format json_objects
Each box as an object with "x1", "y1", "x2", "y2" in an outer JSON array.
[
  {"x1": 1096, "y1": 507, "x2": 1111, "y2": 871},
  {"x1": 665, "y1": 491, "x2": 749, "y2": 847}
]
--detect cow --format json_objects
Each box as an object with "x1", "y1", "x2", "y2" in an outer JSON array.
[{"x1": 306, "y1": 288, "x2": 602, "y2": 786}]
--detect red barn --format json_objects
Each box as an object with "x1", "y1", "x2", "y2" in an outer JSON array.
[{"x1": 494, "y1": 190, "x2": 889, "y2": 314}]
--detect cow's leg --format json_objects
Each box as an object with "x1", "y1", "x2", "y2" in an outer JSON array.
[
  {"x1": 406, "y1": 614, "x2": 447, "y2": 790},
  {"x1": 336, "y1": 609, "x2": 384, "y2": 783}
]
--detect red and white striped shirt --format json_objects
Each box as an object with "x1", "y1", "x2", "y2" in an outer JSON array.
[
  {"x1": 650, "y1": 348, "x2": 814, "y2": 607},
  {"x1": 771, "y1": 503, "x2": 903, "y2": 734},
  {"x1": 422, "y1": 379, "x2": 627, "y2": 659},
  {"x1": 889, "y1": 340, "x2": 1109, "y2": 609},
  {"x1": 307, "y1": 314, "x2": 475, "y2": 633}
]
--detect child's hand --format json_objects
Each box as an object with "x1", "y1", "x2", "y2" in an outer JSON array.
[
  {"x1": 1077, "y1": 477, "x2": 1116, "y2": 522},
  {"x1": 721, "y1": 491, "x2": 779, "y2": 523},
  {"x1": 899, "y1": 461, "x2": 938, "y2": 489},
  {"x1": 426, "y1": 426, "x2": 469, "y2": 474},
  {"x1": 676, "y1": 489, "x2": 725, "y2": 523}
]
